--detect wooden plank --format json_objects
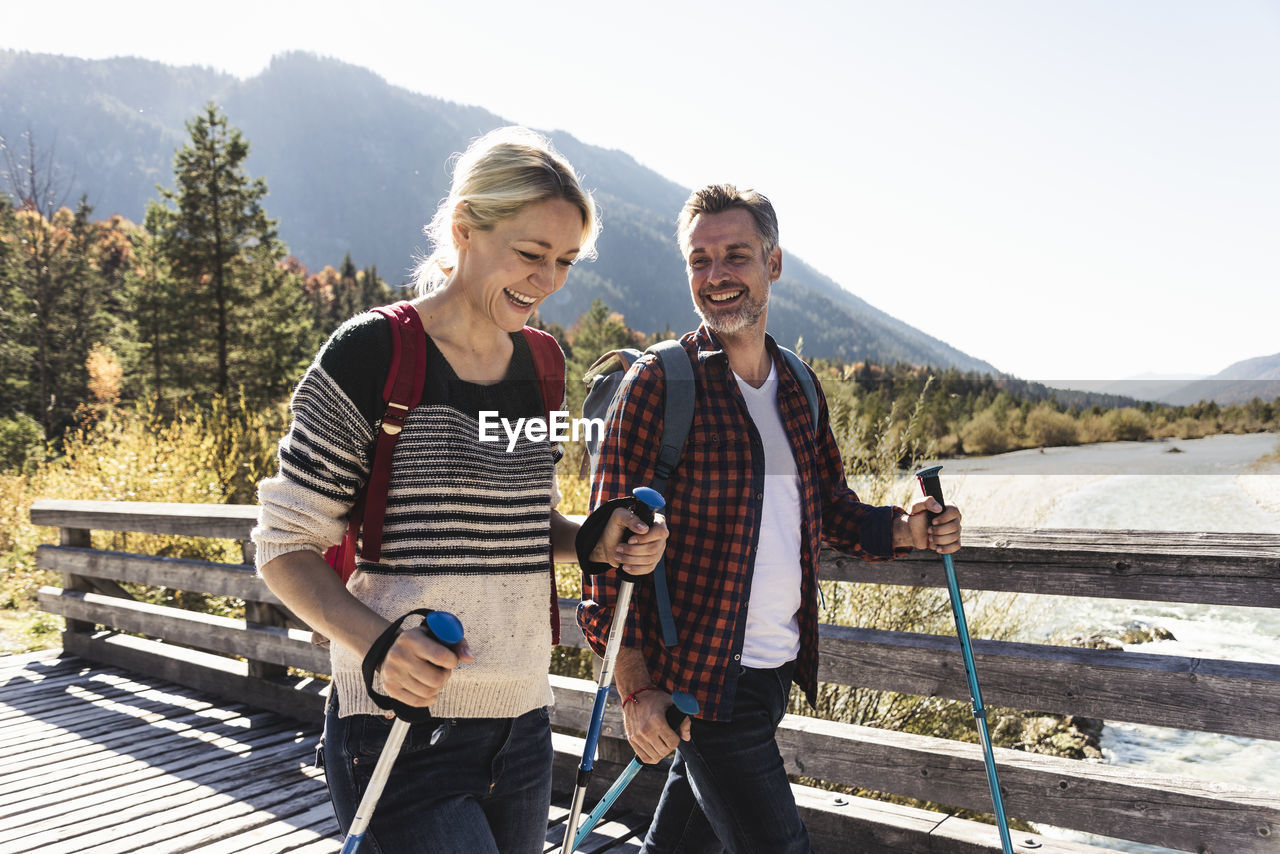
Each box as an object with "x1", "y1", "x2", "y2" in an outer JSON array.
[
  {"x1": 0, "y1": 691, "x2": 197, "y2": 757},
  {"x1": 31, "y1": 500, "x2": 1280, "y2": 608},
  {"x1": 0, "y1": 657, "x2": 329, "y2": 854},
  {"x1": 36, "y1": 546, "x2": 279, "y2": 604},
  {"x1": 2, "y1": 719, "x2": 304, "y2": 812},
  {"x1": 825, "y1": 527, "x2": 1280, "y2": 608},
  {"x1": 278, "y1": 838, "x2": 343, "y2": 854},
  {"x1": 40, "y1": 587, "x2": 332, "y2": 675},
  {"x1": 10, "y1": 731, "x2": 318, "y2": 846},
  {"x1": 0, "y1": 696, "x2": 241, "y2": 775},
  {"x1": 553, "y1": 626, "x2": 1280, "y2": 743},
  {"x1": 550, "y1": 674, "x2": 1280, "y2": 853},
  {"x1": 7, "y1": 730, "x2": 309, "y2": 835},
  {"x1": 34, "y1": 768, "x2": 324, "y2": 854},
  {"x1": 818, "y1": 625, "x2": 1280, "y2": 741},
  {"x1": 58, "y1": 631, "x2": 329, "y2": 722},
  {"x1": 965, "y1": 527, "x2": 1280, "y2": 555},
  {"x1": 29, "y1": 499, "x2": 258, "y2": 540},
  {"x1": 112, "y1": 773, "x2": 327, "y2": 854},
  {"x1": 0, "y1": 678, "x2": 152, "y2": 728},
  {"x1": 777, "y1": 714, "x2": 1280, "y2": 854},
  {"x1": 0, "y1": 658, "x2": 92, "y2": 690},
  {"x1": 0, "y1": 700, "x2": 288, "y2": 801},
  {"x1": 572, "y1": 811, "x2": 649, "y2": 853},
  {"x1": 195, "y1": 801, "x2": 338, "y2": 853}
]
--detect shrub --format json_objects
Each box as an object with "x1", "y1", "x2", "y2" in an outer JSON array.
[
  {"x1": 1106, "y1": 407, "x2": 1153, "y2": 441},
  {"x1": 1078, "y1": 413, "x2": 1117, "y2": 443},
  {"x1": 1, "y1": 395, "x2": 292, "y2": 647},
  {"x1": 1168, "y1": 417, "x2": 1209, "y2": 440},
  {"x1": 0, "y1": 415, "x2": 44, "y2": 474},
  {"x1": 960, "y1": 410, "x2": 1017, "y2": 456},
  {"x1": 1026, "y1": 403, "x2": 1080, "y2": 447}
]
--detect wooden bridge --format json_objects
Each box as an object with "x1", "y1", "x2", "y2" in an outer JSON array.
[{"x1": 10, "y1": 499, "x2": 1280, "y2": 852}]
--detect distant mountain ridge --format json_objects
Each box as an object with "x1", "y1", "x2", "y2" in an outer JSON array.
[
  {"x1": 0, "y1": 49, "x2": 996, "y2": 372},
  {"x1": 1160, "y1": 352, "x2": 1280, "y2": 405},
  {"x1": 1054, "y1": 353, "x2": 1280, "y2": 406}
]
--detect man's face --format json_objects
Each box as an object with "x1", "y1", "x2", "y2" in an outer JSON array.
[{"x1": 684, "y1": 208, "x2": 781, "y2": 337}]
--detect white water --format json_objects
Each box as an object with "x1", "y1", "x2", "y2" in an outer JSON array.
[{"x1": 919, "y1": 433, "x2": 1280, "y2": 853}]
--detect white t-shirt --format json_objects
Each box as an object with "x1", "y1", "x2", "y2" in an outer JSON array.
[{"x1": 734, "y1": 363, "x2": 803, "y2": 669}]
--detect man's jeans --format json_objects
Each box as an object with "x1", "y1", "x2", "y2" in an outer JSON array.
[
  {"x1": 642, "y1": 661, "x2": 813, "y2": 854},
  {"x1": 323, "y1": 697, "x2": 553, "y2": 854}
]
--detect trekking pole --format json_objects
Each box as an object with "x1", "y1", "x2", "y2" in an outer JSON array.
[
  {"x1": 340, "y1": 609, "x2": 465, "y2": 854},
  {"x1": 558, "y1": 691, "x2": 698, "y2": 852},
  {"x1": 561, "y1": 486, "x2": 666, "y2": 854},
  {"x1": 915, "y1": 466, "x2": 1013, "y2": 854}
]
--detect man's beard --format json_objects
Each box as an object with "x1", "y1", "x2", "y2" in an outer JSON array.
[{"x1": 695, "y1": 287, "x2": 768, "y2": 336}]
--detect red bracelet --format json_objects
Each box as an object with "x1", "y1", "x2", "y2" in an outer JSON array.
[{"x1": 622, "y1": 685, "x2": 659, "y2": 708}]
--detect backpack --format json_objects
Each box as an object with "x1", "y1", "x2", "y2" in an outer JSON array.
[
  {"x1": 324, "y1": 300, "x2": 566, "y2": 640},
  {"x1": 580, "y1": 337, "x2": 820, "y2": 646}
]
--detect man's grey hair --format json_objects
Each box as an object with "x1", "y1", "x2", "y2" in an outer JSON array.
[{"x1": 675, "y1": 184, "x2": 779, "y2": 257}]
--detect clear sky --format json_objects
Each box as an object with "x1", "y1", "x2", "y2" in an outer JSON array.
[{"x1": 3, "y1": 0, "x2": 1277, "y2": 383}]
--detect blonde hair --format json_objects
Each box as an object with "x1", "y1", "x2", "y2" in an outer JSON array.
[{"x1": 413, "y1": 127, "x2": 600, "y2": 294}]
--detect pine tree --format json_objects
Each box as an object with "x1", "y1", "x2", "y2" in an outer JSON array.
[
  {"x1": 146, "y1": 104, "x2": 317, "y2": 403},
  {"x1": 335, "y1": 252, "x2": 360, "y2": 322},
  {"x1": 128, "y1": 213, "x2": 181, "y2": 399},
  {"x1": 7, "y1": 200, "x2": 108, "y2": 437},
  {"x1": 1, "y1": 132, "x2": 116, "y2": 438},
  {"x1": 360, "y1": 263, "x2": 393, "y2": 310},
  {"x1": 0, "y1": 194, "x2": 30, "y2": 419},
  {"x1": 571, "y1": 299, "x2": 634, "y2": 367}
]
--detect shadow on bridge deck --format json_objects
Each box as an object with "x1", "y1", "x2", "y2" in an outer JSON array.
[{"x1": 0, "y1": 651, "x2": 645, "y2": 853}]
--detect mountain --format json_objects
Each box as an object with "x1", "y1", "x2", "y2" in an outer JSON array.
[
  {"x1": 0, "y1": 49, "x2": 996, "y2": 372},
  {"x1": 1049, "y1": 355, "x2": 1280, "y2": 406},
  {"x1": 1158, "y1": 353, "x2": 1280, "y2": 406},
  {"x1": 1049, "y1": 373, "x2": 1208, "y2": 404}
]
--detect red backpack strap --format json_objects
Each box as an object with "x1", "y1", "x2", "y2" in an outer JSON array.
[
  {"x1": 521, "y1": 326, "x2": 565, "y2": 419},
  {"x1": 359, "y1": 300, "x2": 427, "y2": 563},
  {"x1": 521, "y1": 326, "x2": 566, "y2": 644}
]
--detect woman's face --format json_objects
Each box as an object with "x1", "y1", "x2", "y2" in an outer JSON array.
[{"x1": 455, "y1": 197, "x2": 585, "y2": 332}]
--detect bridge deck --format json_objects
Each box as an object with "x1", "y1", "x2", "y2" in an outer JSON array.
[{"x1": 0, "y1": 651, "x2": 644, "y2": 853}]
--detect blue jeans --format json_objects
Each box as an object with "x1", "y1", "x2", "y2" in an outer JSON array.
[
  {"x1": 323, "y1": 697, "x2": 553, "y2": 854},
  {"x1": 642, "y1": 661, "x2": 812, "y2": 854}
]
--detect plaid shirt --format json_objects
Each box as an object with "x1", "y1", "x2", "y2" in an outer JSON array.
[{"x1": 577, "y1": 325, "x2": 905, "y2": 721}]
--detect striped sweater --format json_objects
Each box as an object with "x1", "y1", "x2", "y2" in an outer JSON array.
[{"x1": 252, "y1": 311, "x2": 560, "y2": 719}]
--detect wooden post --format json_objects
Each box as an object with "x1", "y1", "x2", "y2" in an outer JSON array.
[
  {"x1": 244, "y1": 601, "x2": 289, "y2": 681},
  {"x1": 241, "y1": 537, "x2": 289, "y2": 681},
  {"x1": 60, "y1": 526, "x2": 94, "y2": 636}
]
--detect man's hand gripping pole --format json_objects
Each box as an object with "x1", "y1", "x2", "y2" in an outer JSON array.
[{"x1": 561, "y1": 487, "x2": 665, "y2": 854}]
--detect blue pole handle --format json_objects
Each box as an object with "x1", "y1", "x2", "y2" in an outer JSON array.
[{"x1": 631, "y1": 486, "x2": 664, "y2": 522}]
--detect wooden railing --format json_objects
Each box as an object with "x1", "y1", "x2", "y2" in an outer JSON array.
[{"x1": 28, "y1": 499, "x2": 1280, "y2": 853}]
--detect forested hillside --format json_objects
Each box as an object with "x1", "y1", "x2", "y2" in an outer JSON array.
[{"x1": 0, "y1": 48, "x2": 993, "y2": 371}]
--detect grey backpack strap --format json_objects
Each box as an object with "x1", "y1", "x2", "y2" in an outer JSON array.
[
  {"x1": 779, "y1": 346, "x2": 820, "y2": 438},
  {"x1": 649, "y1": 339, "x2": 695, "y2": 495},
  {"x1": 646, "y1": 338, "x2": 694, "y2": 647}
]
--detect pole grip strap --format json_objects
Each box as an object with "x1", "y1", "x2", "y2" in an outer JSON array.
[{"x1": 362, "y1": 609, "x2": 445, "y2": 724}]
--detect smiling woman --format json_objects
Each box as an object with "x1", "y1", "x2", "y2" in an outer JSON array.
[
  {"x1": 251, "y1": 126, "x2": 669, "y2": 853},
  {"x1": 414, "y1": 126, "x2": 600, "y2": 294}
]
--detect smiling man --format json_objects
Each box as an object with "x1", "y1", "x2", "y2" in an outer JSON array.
[{"x1": 578, "y1": 184, "x2": 965, "y2": 853}]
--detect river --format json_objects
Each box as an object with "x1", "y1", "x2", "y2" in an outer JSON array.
[{"x1": 920, "y1": 432, "x2": 1280, "y2": 853}]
